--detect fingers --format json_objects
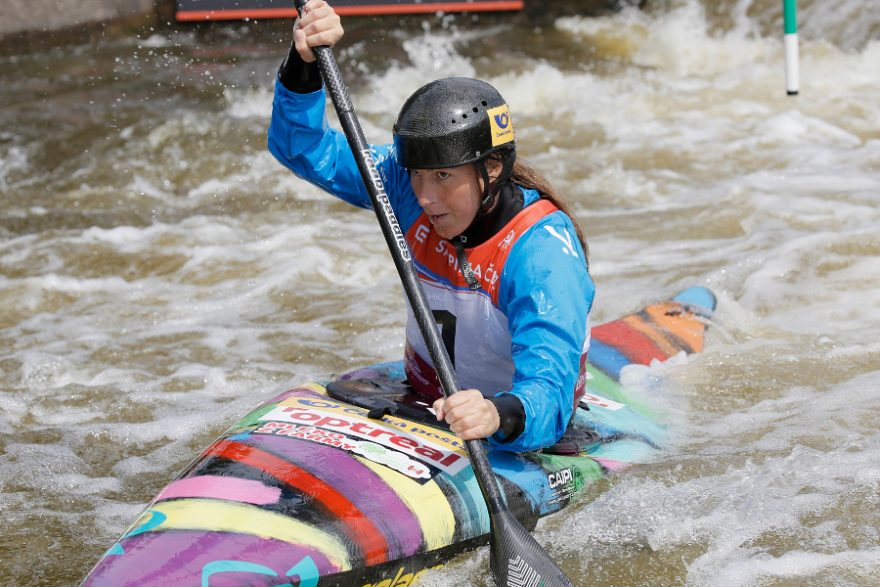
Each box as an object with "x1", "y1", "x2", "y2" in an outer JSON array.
[
  {"x1": 434, "y1": 390, "x2": 500, "y2": 441},
  {"x1": 293, "y1": 24, "x2": 314, "y2": 62},
  {"x1": 293, "y1": 0, "x2": 343, "y2": 63},
  {"x1": 299, "y1": 1, "x2": 341, "y2": 36}
]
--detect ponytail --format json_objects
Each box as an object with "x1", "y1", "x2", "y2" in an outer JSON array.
[{"x1": 510, "y1": 159, "x2": 589, "y2": 262}]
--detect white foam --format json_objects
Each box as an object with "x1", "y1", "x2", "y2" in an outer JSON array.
[
  {"x1": 537, "y1": 371, "x2": 880, "y2": 584},
  {"x1": 224, "y1": 86, "x2": 273, "y2": 119},
  {"x1": 0, "y1": 143, "x2": 29, "y2": 189},
  {"x1": 3, "y1": 2, "x2": 880, "y2": 584},
  {"x1": 138, "y1": 33, "x2": 174, "y2": 49}
]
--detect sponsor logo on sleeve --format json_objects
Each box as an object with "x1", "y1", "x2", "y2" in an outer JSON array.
[{"x1": 544, "y1": 225, "x2": 579, "y2": 258}]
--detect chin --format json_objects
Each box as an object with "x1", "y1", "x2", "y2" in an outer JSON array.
[
  {"x1": 431, "y1": 216, "x2": 466, "y2": 240},
  {"x1": 437, "y1": 228, "x2": 460, "y2": 240}
]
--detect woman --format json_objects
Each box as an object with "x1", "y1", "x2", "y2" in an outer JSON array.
[{"x1": 268, "y1": 0, "x2": 594, "y2": 453}]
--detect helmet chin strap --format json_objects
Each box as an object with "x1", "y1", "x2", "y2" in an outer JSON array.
[
  {"x1": 474, "y1": 149, "x2": 516, "y2": 214},
  {"x1": 452, "y1": 150, "x2": 516, "y2": 291},
  {"x1": 477, "y1": 163, "x2": 494, "y2": 208}
]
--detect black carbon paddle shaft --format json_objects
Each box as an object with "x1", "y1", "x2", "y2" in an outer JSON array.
[{"x1": 291, "y1": 3, "x2": 574, "y2": 585}]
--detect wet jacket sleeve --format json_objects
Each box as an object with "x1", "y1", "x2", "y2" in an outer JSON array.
[
  {"x1": 490, "y1": 212, "x2": 594, "y2": 453},
  {"x1": 267, "y1": 78, "x2": 423, "y2": 230}
]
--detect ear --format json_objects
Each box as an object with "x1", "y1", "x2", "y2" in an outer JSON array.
[{"x1": 484, "y1": 157, "x2": 503, "y2": 181}]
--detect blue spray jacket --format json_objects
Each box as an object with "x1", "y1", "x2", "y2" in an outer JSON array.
[{"x1": 268, "y1": 79, "x2": 595, "y2": 452}]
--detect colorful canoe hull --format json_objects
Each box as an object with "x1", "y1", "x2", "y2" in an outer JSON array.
[{"x1": 81, "y1": 287, "x2": 716, "y2": 586}]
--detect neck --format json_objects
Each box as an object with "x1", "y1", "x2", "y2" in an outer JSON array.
[{"x1": 454, "y1": 184, "x2": 524, "y2": 247}]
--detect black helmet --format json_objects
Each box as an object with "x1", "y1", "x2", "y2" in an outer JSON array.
[{"x1": 393, "y1": 77, "x2": 516, "y2": 169}]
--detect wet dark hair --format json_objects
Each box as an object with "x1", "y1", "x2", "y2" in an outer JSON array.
[{"x1": 487, "y1": 155, "x2": 589, "y2": 262}]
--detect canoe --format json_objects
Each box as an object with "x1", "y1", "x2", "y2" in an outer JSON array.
[{"x1": 80, "y1": 286, "x2": 716, "y2": 586}]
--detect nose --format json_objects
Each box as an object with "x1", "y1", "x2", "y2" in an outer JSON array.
[
  {"x1": 415, "y1": 189, "x2": 435, "y2": 209},
  {"x1": 412, "y1": 176, "x2": 435, "y2": 208}
]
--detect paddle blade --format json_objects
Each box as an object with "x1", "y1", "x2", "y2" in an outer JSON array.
[{"x1": 490, "y1": 509, "x2": 574, "y2": 587}]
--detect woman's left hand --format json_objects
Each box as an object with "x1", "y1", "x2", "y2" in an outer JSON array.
[{"x1": 433, "y1": 389, "x2": 500, "y2": 440}]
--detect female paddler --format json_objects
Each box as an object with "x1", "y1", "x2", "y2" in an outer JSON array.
[{"x1": 268, "y1": 0, "x2": 595, "y2": 453}]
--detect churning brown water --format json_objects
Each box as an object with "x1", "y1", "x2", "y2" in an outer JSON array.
[{"x1": 1, "y1": 0, "x2": 879, "y2": 584}]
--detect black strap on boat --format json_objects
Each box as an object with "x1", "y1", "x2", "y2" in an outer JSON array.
[
  {"x1": 366, "y1": 406, "x2": 389, "y2": 420},
  {"x1": 325, "y1": 378, "x2": 449, "y2": 428}
]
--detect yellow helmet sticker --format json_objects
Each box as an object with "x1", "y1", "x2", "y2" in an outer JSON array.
[{"x1": 487, "y1": 104, "x2": 514, "y2": 147}]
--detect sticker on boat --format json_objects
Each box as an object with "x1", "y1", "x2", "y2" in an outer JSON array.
[
  {"x1": 261, "y1": 401, "x2": 469, "y2": 475},
  {"x1": 254, "y1": 421, "x2": 432, "y2": 479},
  {"x1": 580, "y1": 392, "x2": 626, "y2": 411}
]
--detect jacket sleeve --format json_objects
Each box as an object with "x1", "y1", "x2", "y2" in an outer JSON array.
[
  {"x1": 489, "y1": 211, "x2": 595, "y2": 453},
  {"x1": 267, "y1": 77, "x2": 423, "y2": 229}
]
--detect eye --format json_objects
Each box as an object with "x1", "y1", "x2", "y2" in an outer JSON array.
[
  {"x1": 436, "y1": 171, "x2": 450, "y2": 180},
  {"x1": 410, "y1": 169, "x2": 421, "y2": 177}
]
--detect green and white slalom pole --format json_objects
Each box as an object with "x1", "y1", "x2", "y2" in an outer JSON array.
[{"x1": 783, "y1": 0, "x2": 799, "y2": 95}]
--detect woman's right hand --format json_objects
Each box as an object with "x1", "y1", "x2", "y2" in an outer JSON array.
[
  {"x1": 433, "y1": 389, "x2": 501, "y2": 441},
  {"x1": 293, "y1": 0, "x2": 344, "y2": 63}
]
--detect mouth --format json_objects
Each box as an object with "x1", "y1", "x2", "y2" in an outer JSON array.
[{"x1": 428, "y1": 213, "x2": 447, "y2": 223}]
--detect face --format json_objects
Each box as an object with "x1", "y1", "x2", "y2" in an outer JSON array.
[{"x1": 409, "y1": 161, "x2": 501, "y2": 240}]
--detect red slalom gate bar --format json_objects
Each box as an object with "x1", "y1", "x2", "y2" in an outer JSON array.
[{"x1": 175, "y1": 0, "x2": 523, "y2": 22}]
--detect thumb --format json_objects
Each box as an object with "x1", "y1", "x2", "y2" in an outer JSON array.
[
  {"x1": 293, "y1": 22, "x2": 316, "y2": 63},
  {"x1": 432, "y1": 398, "x2": 446, "y2": 421}
]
